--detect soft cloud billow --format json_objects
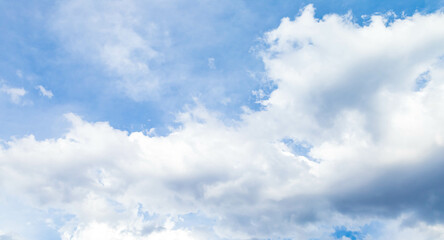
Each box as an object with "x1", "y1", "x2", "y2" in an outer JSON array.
[{"x1": 2, "y1": 4, "x2": 444, "y2": 240}]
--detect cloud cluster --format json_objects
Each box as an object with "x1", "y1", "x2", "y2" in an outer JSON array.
[{"x1": 3, "y1": 5, "x2": 444, "y2": 240}]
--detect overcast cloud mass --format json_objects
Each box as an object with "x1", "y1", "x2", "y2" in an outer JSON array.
[{"x1": 2, "y1": 1, "x2": 444, "y2": 239}]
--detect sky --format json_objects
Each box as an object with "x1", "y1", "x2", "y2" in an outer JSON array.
[{"x1": 1, "y1": 0, "x2": 444, "y2": 239}]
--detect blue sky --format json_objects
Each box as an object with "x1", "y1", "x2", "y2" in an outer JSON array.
[
  {"x1": 2, "y1": 0, "x2": 444, "y2": 239},
  {"x1": 1, "y1": 0, "x2": 443, "y2": 139}
]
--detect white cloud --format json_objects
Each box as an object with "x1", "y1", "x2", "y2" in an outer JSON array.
[
  {"x1": 36, "y1": 85, "x2": 53, "y2": 98},
  {"x1": 60, "y1": 220, "x2": 200, "y2": 240},
  {"x1": 4, "y1": 5, "x2": 444, "y2": 240},
  {"x1": 1, "y1": 85, "x2": 26, "y2": 104}
]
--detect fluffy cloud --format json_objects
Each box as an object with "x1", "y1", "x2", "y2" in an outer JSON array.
[{"x1": 3, "y1": 5, "x2": 444, "y2": 240}]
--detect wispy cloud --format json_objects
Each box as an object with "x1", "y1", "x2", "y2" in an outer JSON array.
[
  {"x1": 1, "y1": 85, "x2": 26, "y2": 104},
  {"x1": 36, "y1": 85, "x2": 53, "y2": 98},
  {"x1": 208, "y1": 57, "x2": 216, "y2": 69},
  {"x1": 15, "y1": 70, "x2": 23, "y2": 79},
  {"x1": 51, "y1": 0, "x2": 161, "y2": 101}
]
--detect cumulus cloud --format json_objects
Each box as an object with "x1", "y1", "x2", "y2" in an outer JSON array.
[{"x1": 3, "y1": 5, "x2": 444, "y2": 239}]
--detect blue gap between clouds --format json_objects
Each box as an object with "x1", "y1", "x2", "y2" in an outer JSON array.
[
  {"x1": 281, "y1": 138, "x2": 316, "y2": 161},
  {"x1": 332, "y1": 222, "x2": 383, "y2": 240},
  {"x1": 332, "y1": 226, "x2": 364, "y2": 240},
  {"x1": 415, "y1": 70, "x2": 431, "y2": 91}
]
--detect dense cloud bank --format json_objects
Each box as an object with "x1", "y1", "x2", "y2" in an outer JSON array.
[{"x1": 3, "y1": 4, "x2": 444, "y2": 240}]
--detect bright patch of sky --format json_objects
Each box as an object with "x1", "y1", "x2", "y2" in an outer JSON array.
[{"x1": 2, "y1": 0, "x2": 444, "y2": 239}]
